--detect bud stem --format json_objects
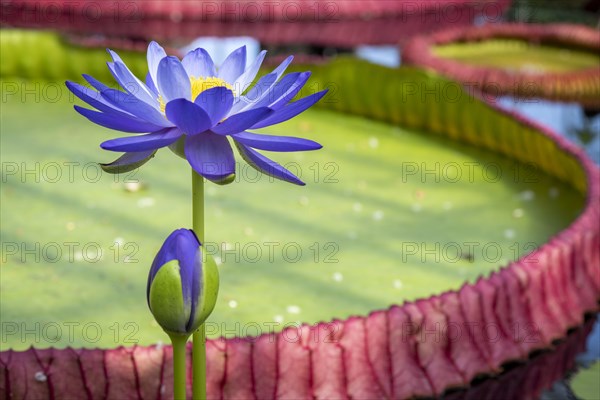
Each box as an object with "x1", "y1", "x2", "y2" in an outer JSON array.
[
  {"x1": 169, "y1": 334, "x2": 188, "y2": 400},
  {"x1": 191, "y1": 170, "x2": 207, "y2": 400}
]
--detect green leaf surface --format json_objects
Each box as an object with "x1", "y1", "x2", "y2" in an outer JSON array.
[{"x1": 433, "y1": 39, "x2": 600, "y2": 73}]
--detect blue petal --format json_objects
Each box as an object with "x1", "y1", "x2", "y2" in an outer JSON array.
[
  {"x1": 172, "y1": 230, "x2": 201, "y2": 332},
  {"x1": 269, "y1": 72, "x2": 311, "y2": 110},
  {"x1": 148, "y1": 229, "x2": 200, "y2": 283},
  {"x1": 101, "y1": 128, "x2": 181, "y2": 152},
  {"x1": 231, "y1": 131, "x2": 322, "y2": 152},
  {"x1": 74, "y1": 105, "x2": 163, "y2": 133},
  {"x1": 83, "y1": 74, "x2": 112, "y2": 92},
  {"x1": 107, "y1": 50, "x2": 158, "y2": 107},
  {"x1": 147, "y1": 230, "x2": 179, "y2": 302},
  {"x1": 182, "y1": 241, "x2": 202, "y2": 332},
  {"x1": 185, "y1": 132, "x2": 235, "y2": 183},
  {"x1": 230, "y1": 72, "x2": 277, "y2": 114},
  {"x1": 145, "y1": 72, "x2": 159, "y2": 96},
  {"x1": 107, "y1": 48, "x2": 125, "y2": 63},
  {"x1": 147, "y1": 41, "x2": 167, "y2": 91},
  {"x1": 234, "y1": 142, "x2": 304, "y2": 185},
  {"x1": 245, "y1": 73, "x2": 277, "y2": 100},
  {"x1": 251, "y1": 90, "x2": 328, "y2": 129},
  {"x1": 157, "y1": 56, "x2": 191, "y2": 102},
  {"x1": 211, "y1": 107, "x2": 272, "y2": 135},
  {"x1": 270, "y1": 55, "x2": 294, "y2": 78},
  {"x1": 231, "y1": 55, "x2": 294, "y2": 114},
  {"x1": 165, "y1": 99, "x2": 213, "y2": 135},
  {"x1": 100, "y1": 150, "x2": 157, "y2": 173},
  {"x1": 107, "y1": 61, "x2": 158, "y2": 107},
  {"x1": 233, "y1": 50, "x2": 266, "y2": 93},
  {"x1": 241, "y1": 72, "x2": 304, "y2": 111},
  {"x1": 218, "y1": 46, "x2": 247, "y2": 84},
  {"x1": 66, "y1": 81, "x2": 126, "y2": 114},
  {"x1": 101, "y1": 89, "x2": 172, "y2": 127},
  {"x1": 194, "y1": 87, "x2": 234, "y2": 124},
  {"x1": 147, "y1": 229, "x2": 200, "y2": 307},
  {"x1": 182, "y1": 48, "x2": 216, "y2": 78}
]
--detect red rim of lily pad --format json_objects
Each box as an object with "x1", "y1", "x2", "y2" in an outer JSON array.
[
  {"x1": 402, "y1": 23, "x2": 600, "y2": 108},
  {"x1": 0, "y1": 0, "x2": 512, "y2": 47},
  {"x1": 1, "y1": 316, "x2": 595, "y2": 399}
]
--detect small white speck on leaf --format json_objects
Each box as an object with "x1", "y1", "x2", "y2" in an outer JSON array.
[
  {"x1": 368, "y1": 137, "x2": 379, "y2": 149},
  {"x1": 286, "y1": 305, "x2": 301, "y2": 314},
  {"x1": 137, "y1": 197, "x2": 155, "y2": 208},
  {"x1": 373, "y1": 210, "x2": 384, "y2": 221},
  {"x1": 299, "y1": 196, "x2": 309, "y2": 206},
  {"x1": 123, "y1": 181, "x2": 144, "y2": 193},
  {"x1": 519, "y1": 190, "x2": 535, "y2": 201}
]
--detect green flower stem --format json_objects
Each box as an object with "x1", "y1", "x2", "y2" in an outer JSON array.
[
  {"x1": 169, "y1": 334, "x2": 188, "y2": 400},
  {"x1": 192, "y1": 170, "x2": 205, "y2": 243},
  {"x1": 192, "y1": 170, "x2": 206, "y2": 400}
]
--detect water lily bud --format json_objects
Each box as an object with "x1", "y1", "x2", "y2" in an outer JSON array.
[{"x1": 147, "y1": 229, "x2": 219, "y2": 337}]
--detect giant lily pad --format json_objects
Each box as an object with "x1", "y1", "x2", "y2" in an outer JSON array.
[
  {"x1": 403, "y1": 23, "x2": 600, "y2": 108},
  {"x1": 1, "y1": 31, "x2": 598, "y2": 399}
]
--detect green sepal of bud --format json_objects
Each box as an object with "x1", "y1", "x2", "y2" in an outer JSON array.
[{"x1": 149, "y1": 260, "x2": 191, "y2": 337}]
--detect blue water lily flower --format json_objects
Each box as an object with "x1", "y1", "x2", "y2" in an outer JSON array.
[
  {"x1": 66, "y1": 42, "x2": 327, "y2": 185},
  {"x1": 147, "y1": 229, "x2": 219, "y2": 337}
]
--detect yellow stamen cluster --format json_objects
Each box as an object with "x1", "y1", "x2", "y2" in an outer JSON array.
[{"x1": 159, "y1": 76, "x2": 234, "y2": 114}]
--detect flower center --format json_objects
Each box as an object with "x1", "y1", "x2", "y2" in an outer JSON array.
[{"x1": 159, "y1": 76, "x2": 233, "y2": 114}]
